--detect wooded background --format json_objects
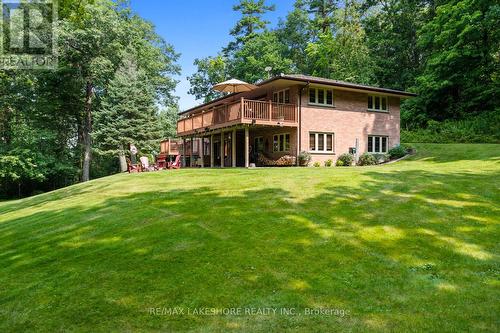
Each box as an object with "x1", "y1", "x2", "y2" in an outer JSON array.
[{"x1": 0, "y1": 0, "x2": 498, "y2": 198}]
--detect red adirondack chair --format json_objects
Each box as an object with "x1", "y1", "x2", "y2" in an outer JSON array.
[
  {"x1": 167, "y1": 155, "x2": 181, "y2": 169},
  {"x1": 127, "y1": 158, "x2": 141, "y2": 173},
  {"x1": 156, "y1": 153, "x2": 168, "y2": 169}
]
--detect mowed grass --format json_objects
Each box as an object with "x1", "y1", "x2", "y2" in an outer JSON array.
[{"x1": 0, "y1": 144, "x2": 499, "y2": 332}]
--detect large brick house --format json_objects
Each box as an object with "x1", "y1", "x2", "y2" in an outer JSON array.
[{"x1": 176, "y1": 74, "x2": 416, "y2": 167}]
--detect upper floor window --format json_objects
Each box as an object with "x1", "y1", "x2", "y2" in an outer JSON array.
[
  {"x1": 309, "y1": 132, "x2": 334, "y2": 153},
  {"x1": 309, "y1": 87, "x2": 334, "y2": 106},
  {"x1": 368, "y1": 135, "x2": 388, "y2": 153},
  {"x1": 368, "y1": 95, "x2": 388, "y2": 112},
  {"x1": 273, "y1": 133, "x2": 290, "y2": 152},
  {"x1": 273, "y1": 89, "x2": 290, "y2": 104}
]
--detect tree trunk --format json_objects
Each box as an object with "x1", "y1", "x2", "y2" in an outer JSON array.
[
  {"x1": 118, "y1": 144, "x2": 127, "y2": 172},
  {"x1": 82, "y1": 80, "x2": 93, "y2": 182}
]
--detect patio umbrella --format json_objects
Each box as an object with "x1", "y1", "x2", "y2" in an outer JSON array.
[{"x1": 213, "y1": 79, "x2": 258, "y2": 93}]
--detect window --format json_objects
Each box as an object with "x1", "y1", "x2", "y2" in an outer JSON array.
[
  {"x1": 318, "y1": 134, "x2": 324, "y2": 151},
  {"x1": 309, "y1": 87, "x2": 334, "y2": 106},
  {"x1": 309, "y1": 133, "x2": 315, "y2": 150},
  {"x1": 273, "y1": 134, "x2": 290, "y2": 152},
  {"x1": 203, "y1": 139, "x2": 210, "y2": 156},
  {"x1": 309, "y1": 133, "x2": 334, "y2": 153},
  {"x1": 368, "y1": 135, "x2": 388, "y2": 153},
  {"x1": 368, "y1": 95, "x2": 388, "y2": 112},
  {"x1": 273, "y1": 89, "x2": 290, "y2": 104},
  {"x1": 254, "y1": 137, "x2": 264, "y2": 153}
]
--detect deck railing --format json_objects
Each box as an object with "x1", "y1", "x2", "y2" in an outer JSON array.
[{"x1": 177, "y1": 98, "x2": 297, "y2": 135}]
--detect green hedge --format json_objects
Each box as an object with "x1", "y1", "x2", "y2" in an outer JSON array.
[{"x1": 401, "y1": 111, "x2": 500, "y2": 144}]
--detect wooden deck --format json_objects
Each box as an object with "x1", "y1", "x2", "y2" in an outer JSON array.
[{"x1": 177, "y1": 98, "x2": 298, "y2": 136}]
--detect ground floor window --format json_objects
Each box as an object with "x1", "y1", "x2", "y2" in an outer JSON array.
[
  {"x1": 309, "y1": 132, "x2": 334, "y2": 153},
  {"x1": 254, "y1": 136, "x2": 264, "y2": 153},
  {"x1": 368, "y1": 135, "x2": 388, "y2": 153},
  {"x1": 273, "y1": 133, "x2": 290, "y2": 152}
]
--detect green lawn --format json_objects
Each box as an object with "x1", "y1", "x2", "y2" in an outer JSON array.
[{"x1": 0, "y1": 144, "x2": 499, "y2": 332}]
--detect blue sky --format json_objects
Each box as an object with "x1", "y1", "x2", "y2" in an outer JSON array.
[{"x1": 130, "y1": 0, "x2": 294, "y2": 111}]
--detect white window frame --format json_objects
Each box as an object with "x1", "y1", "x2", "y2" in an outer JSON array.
[
  {"x1": 309, "y1": 132, "x2": 335, "y2": 153},
  {"x1": 367, "y1": 135, "x2": 389, "y2": 153},
  {"x1": 273, "y1": 133, "x2": 290, "y2": 152},
  {"x1": 308, "y1": 87, "x2": 334, "y2": 107},
  {"x1": 367, "y1": 95, "x2": 388, "y2": 112},
  {"x1": 273, "y1": 88, "x2": 290, "y2": 104}
]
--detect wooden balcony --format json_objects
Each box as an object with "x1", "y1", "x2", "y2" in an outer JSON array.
[{"x1": 177, "y1": 98, "x2": 297, "y2": 136}]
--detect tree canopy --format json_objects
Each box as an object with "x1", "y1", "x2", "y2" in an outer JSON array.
[
  {"x1": 0, "y1": 0, "x2": 179, "y2": 198},
  {"x1": 188, "y1": 0, "x2": 499, "y2": 132}
]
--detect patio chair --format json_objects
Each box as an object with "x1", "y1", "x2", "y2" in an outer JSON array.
[
  {"x1": 156, "y1": 153, "x2": 168, "y2": 169},
  {"x1": 167, "y1": 155, "x2": 181, "y2": 169},
  {"x1": 127, "y1": 158, "x2": 141, "y2": 173},
  {"x1": 140, "y1": 156, "x2": 157, "y2": 171}
]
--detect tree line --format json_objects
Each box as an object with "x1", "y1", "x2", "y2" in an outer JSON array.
[
  {"x1": 0, "y1": 0, "x2": 180, "y2": 198},
  {"x1": 188, "y1": 0, "x2": 499, "y2": 134}
]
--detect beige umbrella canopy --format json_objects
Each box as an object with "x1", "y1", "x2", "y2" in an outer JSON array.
[{"x1": 213, "y1": 79, "x2": 258, "y2": 93}]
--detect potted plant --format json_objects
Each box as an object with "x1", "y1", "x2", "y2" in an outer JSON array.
[{"x1": 298, "y1": 151, "x2": 311, "y2": 166}]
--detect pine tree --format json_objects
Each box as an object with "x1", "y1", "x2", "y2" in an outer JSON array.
[
  {"x1": 225, "y1": 0, "x2": 276, "y2": 54},
  {"x1": 305, "y1": 0, "x2": 338, "y2": 35},
  {"x1": 93, "y1": 58, "x2": 163, "y2": 169},
  {"x1": 306, "y1": 0, "x2": 374, "y2": 83},
  {"x1": 277, "y1": 0, "x2": 312, "y2": 74}
]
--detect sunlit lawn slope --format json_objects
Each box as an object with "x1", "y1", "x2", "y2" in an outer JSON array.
[{"x1": 0, "y1": 144, "x2": 499, "y2": 332}]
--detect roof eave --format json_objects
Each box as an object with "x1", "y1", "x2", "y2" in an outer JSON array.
[{"x1": 180, "y1": 75, "x2": 416, "y2": 115}]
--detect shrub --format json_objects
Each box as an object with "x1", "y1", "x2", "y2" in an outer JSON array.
[
  {"x1": 324, "y1": 159, "x2": 333, "y2": 167},
  {"x1": 335, "y1": 159, "x2": 344, "y2": 167},
  {"x1": 313, "y1": 162, "x2": 321, "y2": 167},
  {"x1": 358, "y1": 153, "x2": 377, "y2": 166},
  {"x1": 337, "y1": 153, "x2": 354, "y2": 166},
  {"x1": 140, "y1": 154, "x2": 154, "y2": 164},
  {"x1": 298, "y1": 151, "x2": 311, "y2": 166},
  {"x1": 373, "y1": 153, "x2": 390, "y2": 163},
  {"x1": 401, "y1": 110, "x2": 500, "y2": 143},
  {"x1": 401, "y1": 143, "x2": 415, "y2": 151},
  {"x1": 388, "y1": 145, "x2": 407, "y2": 159}
]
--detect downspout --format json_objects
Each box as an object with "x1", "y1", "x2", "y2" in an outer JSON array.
[{"x1": 297, "y1": 82, "x2": 310, "y2": 165}]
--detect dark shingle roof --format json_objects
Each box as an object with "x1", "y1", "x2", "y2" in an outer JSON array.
[
  {"x1": 274, "y1": 74, "x2": 417, "y2": 97},
  {"x1": 180, "y1": 74, "x2": 416, "y2": 115}
]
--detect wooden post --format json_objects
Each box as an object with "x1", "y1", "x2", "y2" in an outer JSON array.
[
  {"x1": 190, "y1": 136, "x2": 194, "y2": 167},
  {"x1": 200, "y1": 137, "x2": 204, "y2": 168},
  {"x1": 244, "y1": 127, "x2": 249, "y2": 168},
  {"x1": 182, "y1": 138, "x2": 186, "y2": 167},
  {"x1": 240, "y1": 97, "x2": 245, "y2": 120},
  {"x1": 269, "y1": 100, "x2": 272, "y2": 121},
  {"x1": 210, "y1": 134, "x2": 214, "y2": 168},
  {"x1": 296, "y1": 128, "x2": 300, "y2": 166},
  {"x1": 232, "y1": 129, "x2": 236, "y2": 167},
  {"x1": 220, "y1": 131, "x2": 224, "y2": 168}
]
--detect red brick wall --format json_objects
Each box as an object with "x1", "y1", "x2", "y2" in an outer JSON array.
[{"x1": 299, "y1": 88, "x2": 401, "y2": 164}]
